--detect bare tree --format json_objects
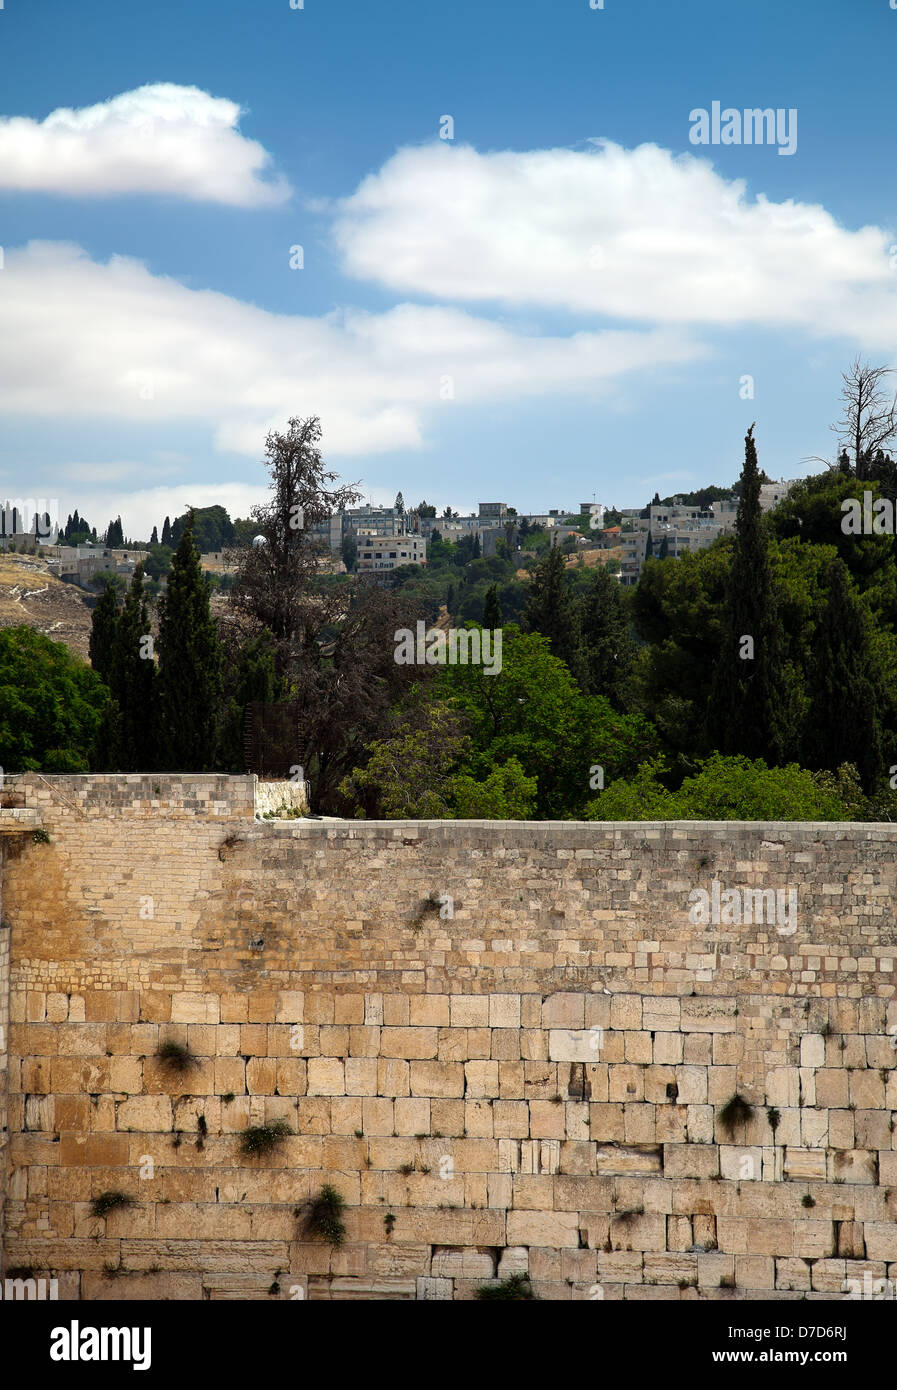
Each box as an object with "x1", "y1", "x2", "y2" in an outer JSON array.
[
  {"x1": 831, "y1": 358, "x2": 897, "y2": 481},
  {"x1": 228, "y1": 417, "x2": 361, "y2": 670}
]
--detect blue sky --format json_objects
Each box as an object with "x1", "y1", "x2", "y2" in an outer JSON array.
[{"x1": 2, "y1": 0, "x2": 896, "y2": 535}]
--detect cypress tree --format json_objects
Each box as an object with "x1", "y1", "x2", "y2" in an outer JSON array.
[
  {"x1": 483, "y1": 584, "x2": 502, "y2": 629},
  {"x1": 88, "y1": 579, "x2": 120, "y2": 683},
  {"x1": 579, "y1": 564, "x2": 635, "y2": 707},
  {"x1": 161, "y1": 516, "x2": 172, "y2": 547},
  {"x1": 472, "y1": 533, "x2": 481, "y2": 559},
  {"x1": 107, "y1": 565, "x2": 156, "y2": 770},
  {"x1": 215, "y1": 632, "x2": 282, "y2": 771},
  {"x1": 706, "y1": 424, "x2": 785, "y2": 760},
  {"x1": 150, "y1": 525, "x2": 158, "y2": 546},
  {"x1": 524, "y1": 543, "x2": 584, "y2": 682},
  {"x1": 800, "y1": 560, "x2": 884, "y2": 790},
  {"x1": 155, "y1": 516, "x2": 222, "y2": 769}
]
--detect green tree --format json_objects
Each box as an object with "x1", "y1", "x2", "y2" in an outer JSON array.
[
  {"x1": 523, "y1": 544, "x2": 583, "y2": 684},
  {"x1": 216, "y1": 630, "x2": 284, "y2": 772},
  {"x1": 149, "y1": 525, "x2": 158, "y2": 546},
  {"x1": 451, "y1": 757, "x2": 537, "y2": 818},
  {"x1": 439, "y1": 626, "x2": 656, "y2": 818},
  {"x1": 800, "y1": 561, "x2": 885, "y2": 789},
  {"x1": 341, "y1": 533, "x2": 358, "y2": 573},
  {"x1": 339, "y1": 698, "x2": 468, "y2": 818},
  {"x1": 161, "y1": 516, "x2": 172, "y2": 547},
  {"x1": 0, "y1": 627, "x2": 110, "y2": 772},
  {"x1": 105, "y1": 566, "x2": 156, "y2": 770},
  {"x1": 579, "y1": 564, "x2": 635, "y2": 707},
  {"x1": 155, "y1": 516, "x2": 223, "y2": 770},
  {"x1": 482, "y1": 584, "x2": 502, "y2": 629},
  {"x1": 88, "y1": 579, "x2": 120, "y2": 683},
  {"x1": 706, "y1": 425, "x2": 785, "y2": 761},
  {"x1": 588, "y1": 753, "x2": 864, "y2": 822}
]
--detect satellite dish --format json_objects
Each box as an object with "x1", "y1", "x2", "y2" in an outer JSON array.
[{"x1": 252, "y1": 535, "x2": 267, "y2": 548}]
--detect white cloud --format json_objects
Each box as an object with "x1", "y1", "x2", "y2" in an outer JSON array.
[
  {"x1": 332, "y1": 140, "x2": 897, "y2": 343},
  {"x1": 0, "y1": 83, "x2": 290, "y2": 205},
  {"x1": 63, "y1": 482, "x2": 270, "y2": 542},
  {"x1": 0, "y1": 241, "x2": 703, "y2": 460}
]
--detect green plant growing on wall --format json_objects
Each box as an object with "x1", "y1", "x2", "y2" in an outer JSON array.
[
  {"x1": 384, "y1": 1212, "x2": 396, "y2": 1237},
  {"x1": 240, "y1": 1120, "x2": 292, "y2": 1157},
  {"x1": 31, "y1": 828, "x2": 51, "y2": 844},
  {"x1": 156, "y1": 1039, "x2": 198, "y2": 1074},
  {"x1": 411, "y1": 891, "x2": 443, "y2": 932},
  {"x1": 475, "y1": 1273, "x2": 537, "y2": 1300},
  {"x1": 719, "y1": 1093, "x2": 754, "y2": 1138},
  {"x1": 304, "y1": 1184, "x2": 347, "y2": 1247},
  {"x1": 91, "y1": 1192, "x2": 134, "y2": 1218},
  {"x1": 766, "y1": 1106, "x2": 781, "y2": 1135}
]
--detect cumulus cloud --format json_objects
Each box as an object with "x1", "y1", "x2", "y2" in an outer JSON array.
[
  {"x1": 0, "y1": 83, "x2": 290, "y2": 205},
  {"x1": 0, "y1": 241, "x2": 703, "y2": 459},
  {"x1": 332, "y1": 140, "x2": 897, "y2": 343}
]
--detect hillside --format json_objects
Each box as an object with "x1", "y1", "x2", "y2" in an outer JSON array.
[{"x1": 0, "y1": 553, "x2": 94, "y2": 661}]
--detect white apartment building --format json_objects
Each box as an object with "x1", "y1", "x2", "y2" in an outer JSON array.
[{"x1": 356, "y1": 535, "x2": 427, "y2": 573}]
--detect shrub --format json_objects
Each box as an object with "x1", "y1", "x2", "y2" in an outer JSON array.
[
  {"x1": 305, "y1": 1184, "x2": 347, "y2": 1246},
  {"x1": 239, "y1": 1120, "x2": 292, "y2": 1157}
]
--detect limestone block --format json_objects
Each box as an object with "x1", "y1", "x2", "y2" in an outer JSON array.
[
  {"x1": 410, "y1": 1061, "x2": 464, "y2": 1098},
  {"x1": 676, "y1": 1065, "x2": 708, "y2": 1104},
  {"x1": 864, "y1": 1224, "x2": 897, "y2": 1262},
  {"x1": 719, "y1": 1146, "x2": 762, "y2": 1181},
  {"x1": 393, "y1": 1097, "x2": 429, "y2": 1136},
  {"x1": 306, "y1": 1057, "x2": 345, "y2": 1096},
  {"x1": 430, "y1": 1248, "x2": 494, "y2": 1278},
  {"x1": 376, "y1": 1059, "x2": 410, "y2": 1097},
  {"x1": 543, "y1": 993, "x2": 586, "y2": 1028},
  {"x1": 464, "y1": 1060, "x2": 499, "y2": 1097},
  {"x1": 506, "y1": 1210, "x2": 580, "y2": 1248},
  {"x1": 170, "y1": 994, "x2": 219, "y2": 1024},
  {"x1": 653, "y1": 1032, "x2": 683, "y2": 1065},
  {"x1": 380, "y1": 1028, "x2": 438, "y2": 1060},
  {"x1": 663, "y1": 1144, "x2": 718, "y2": 1179},
  {"x1": 409, "y1": 995, "x2": 450, "y2": 1026},
  {"x1": 450, "y1": 996, "x2": 489, "y2": 1027},
  {"x1": 116, "y1": 1095, "x2": 172, "y2": 1131},
  {"x1": 548, "y1": 1029, "x2": 597, "y2": 1063},
  {"x1": 417, "y1": 1277, "x2": 453, "y2": 1300},
  {"x1": 489, "y1": 995, "x2": 520, "y2": 1028},
  {"x1": 344, "y1": 1058, "x2": 378, "y2": 1096},
  {"x1": 800, "y1": 1034, "x2": 825, "y2": 1068},
  {"x1": 783, "y1": 1147, "x2": 827, "y2": 1180},
  {"x1": 829, "y1": 1149, "x2": 877, "y2": 1184}
]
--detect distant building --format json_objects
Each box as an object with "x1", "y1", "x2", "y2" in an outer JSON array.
[
  {"x1": 45, "y1": 545, "x2": 145, "y2": 587},
  {"x1": 759, "y1": 480, "x2": 797, "y2": 512},
  {"x1": 356, "y1": 535, "x2": 427, "y2": 573}
]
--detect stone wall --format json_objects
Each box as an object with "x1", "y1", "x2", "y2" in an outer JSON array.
[
  {"x1": 2, "y1": 780, "x2": 897, "y2": 1300},
  {"x1": 0, "y1": 861, "x2": 9, "y2": 1276},
  {"x1": 254, "y1": 780, "x2": 310, "y2": 819}
]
